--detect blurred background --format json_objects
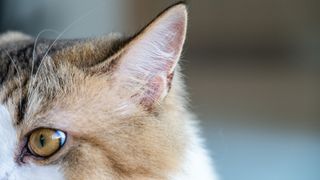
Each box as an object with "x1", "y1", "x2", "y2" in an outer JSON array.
[{"x1": 1, "y1": 0, "x2": 319, "y2": 179}]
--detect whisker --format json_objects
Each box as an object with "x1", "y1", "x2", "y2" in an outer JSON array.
[
  {"x1": 28, "y1": 29, "x2": 59, "y2": 95},
  {"x1": 31, "y1": 9, "x2": 96, "y2": 90}
]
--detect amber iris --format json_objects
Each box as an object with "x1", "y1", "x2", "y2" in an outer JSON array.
[{"x1": 28, "y1": 128, "x2": 66, "y2": 157}]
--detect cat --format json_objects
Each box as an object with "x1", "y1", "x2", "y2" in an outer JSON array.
[{"x1": 0, "y1": 2, "x2": 218, "y2": 180}]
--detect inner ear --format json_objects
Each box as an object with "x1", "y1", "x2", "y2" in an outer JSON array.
[{"x1": 94, "y1": 3, "x2": 188, "y2": 109}]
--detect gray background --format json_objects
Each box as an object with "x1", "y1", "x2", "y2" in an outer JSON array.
[{"x1": 1, "y1": 0, "x2": 319, "y2": 180}]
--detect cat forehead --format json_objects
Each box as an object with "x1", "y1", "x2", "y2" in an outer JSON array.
[
  {"x1": 0, "y1": 33, "x2": 125, "y2": 125},
  {"x1": 0, "y1": 37, "x2": 81, "y2": 74},
  {"x1": 0, "y1": 33, "x2": 125, "y2": 84},
  {"x1": 0, "y1": 32, "x2": 124, "y2": 63}
]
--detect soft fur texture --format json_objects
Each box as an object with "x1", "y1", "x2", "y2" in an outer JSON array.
[{"x1": 0, "y1": 3, "x2": 218, "y2": 180}]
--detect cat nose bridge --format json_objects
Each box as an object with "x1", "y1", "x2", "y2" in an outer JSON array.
[
  {"x1": 0, "y1": 146, "x2": 18, "y2": 179},
  {"x1": 0, "y1": 104, "x2": 19, "y2": 178},
  {"x1": 0, "y1": 158, "x2": 15, "y2": 180},
  {"x1": 0, "y1": 174, "x2": 9, "y2": 180}
]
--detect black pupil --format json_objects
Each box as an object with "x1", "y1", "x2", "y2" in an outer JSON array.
[{"x1": 39, "y1": 134, "x2": 46, "y2": 147}]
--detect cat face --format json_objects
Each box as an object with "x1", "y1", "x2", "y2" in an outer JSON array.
[{"x1": 0, "y1": 3, "x2": 188, "y2": 180}]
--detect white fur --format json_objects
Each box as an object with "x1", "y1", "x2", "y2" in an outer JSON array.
[
  {"x1": 0, "y1": 105, "x2": 64, "y2": 180},
  {"x1": 0, "y1": 31, "x2": 31, "y2": 46},
  {"x1": 170, "y1": 120, "x2": 219, "y2": 180}
]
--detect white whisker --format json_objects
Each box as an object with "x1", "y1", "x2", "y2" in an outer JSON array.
[
  {"x1": 28, "y1": 29, "x2": 59, "y2": 95},
  {"x1": 32, "y1": 9, "x2": 96, "y2": 90}
]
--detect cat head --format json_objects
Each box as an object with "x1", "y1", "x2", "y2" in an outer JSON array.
[{"x1": 0, "y1": 3, "x2": 188, "y2": 180}]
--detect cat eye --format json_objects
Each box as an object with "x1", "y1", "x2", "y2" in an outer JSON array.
[{"x1": 27, "y1": 128, "x2": 66, "y2": 157}]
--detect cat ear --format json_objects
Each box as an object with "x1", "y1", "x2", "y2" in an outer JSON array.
[{"x1": 109, "y1": 3, "x2": 188, "y2": 109}]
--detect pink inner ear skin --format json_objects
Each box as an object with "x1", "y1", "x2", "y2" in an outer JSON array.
[
  {"x1": 159, "y1": 19, "x2": 186, "y2": 74},
  {"x1": 139, "y1": 75, "x2": 165, "y2": 110},
  {"x1": 167, "y1": 20, "x2": 185, "y2": 58}
]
